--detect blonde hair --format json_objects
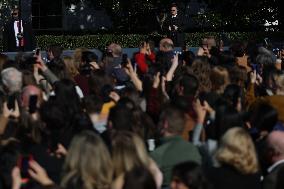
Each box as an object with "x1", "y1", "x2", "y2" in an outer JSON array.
[
  {"x1": 63, "y1": 56, "x2": 79, "y2": 78},
  {"x1": 215, "y1": 127, "x2": 258, "y2": 174},
  {"x1": 111, "y1": 131, "x2": 151, "y2": 177},
  {"x1": 61, "y1": 131, "x2": 113, "y2": 189}
]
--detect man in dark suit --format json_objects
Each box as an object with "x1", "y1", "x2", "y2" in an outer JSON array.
[
  {"x1": 263, "y1": 131, "x2": 284, "y2": 189},
  {"x1": 163, "y1": 4, "x2": 185, "y2": 47},
  {"x1": 2, "y1": 7, "x2": 35, "y2": 52}
]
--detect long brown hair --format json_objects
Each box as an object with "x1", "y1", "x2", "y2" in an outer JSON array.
[
  {"x1": 61, "y1": 131, "x2": 113, "y2": 189},
  {"x1": 111, "y1": 131, "x2": 151, "y2": 178}
]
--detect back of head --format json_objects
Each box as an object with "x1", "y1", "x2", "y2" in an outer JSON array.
[
  {"x1": 219, "y1": 50, "x2": 236, "y2": 66},
  {"x1": 81, "y1": 51, "x2": 98, "y2": 65},
  {"x1": 182, "y1": 50, "x2": 195, "y2": 67},
  {"x1": 82, "y1": 95, "x2": 103, "y2": 114},
  {"x1": 123, "y1": 166, "x2": 157, "y2": 189},
  {"x1": 211, "y1": 102, "x2": 243, "y2": 140},
  {"x1": 63, "y1": 56, "x2": 79, "y2": 78},
  {"x1": 171, "y1": 161, "x2": 210, "y2": 189},
  {"x1": 47, "y1": 44, "x2": 63, "y2": 59},
  {"x1": 223, "y1": 84, "x2": 242, "y2": 109},
  {"x1": 215, "y1": 127, "x2": 258, "y2": 174},
  {"x1": 248, "y1": 102, "x2": 278, "y2": 133},
  {"x1": 191, "y1": 56, "x2": 212, "y2": 93},
  {"x1": 108, "y1": 105, "x2": 133, "y2": 131},
  {"x1": 228, "y1": 66, "x2": 247, "y2": 87},
  {"x1": 62, "y1": 131, "x2": 113, "y2": 189},
  {"x1": 112, "y1": 131, "x2": 150, "y2": 177},
  {"x1": 159, "y1": 105, "x2": 185, "y2": 135},
  {"x1": 178, "y1": 73, "x2": 199, "y2": 97},
  {"x1": 54, "y1": 79, "x2": 79, "y2": 103},
  {"x1": 1, "y1": 67, "x2": 22, "y2": 93},
  {"x1": 210, "y1": 66, "x2": 229, "y2": 93},
  {"x1": 48, "y1": 58, "x2": 71, "y2": 80},
  {"x1": 230, "y1": 41, "x2": 246, "y2": 57},
  {"x1": 53, "y1": 79, "x2": 81, "y2": 117},
  {"x1": 73, "y1": 48, "x2": 89, "y2": 69}
]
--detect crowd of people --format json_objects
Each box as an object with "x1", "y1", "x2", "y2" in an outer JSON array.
[{"x1": 0, "y1": 35, "x2": 284, "y2": 189}]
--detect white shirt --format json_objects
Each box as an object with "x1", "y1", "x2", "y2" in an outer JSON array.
[
  {"x1": 267, "y1": 159, "x2": 284, "y2": 173},
  {"x1": 13, "y1": 20, "x2": 23, "y2": 47},
  {"x1": 172, "y1": 14, "x2": 177, "y2": 18}
]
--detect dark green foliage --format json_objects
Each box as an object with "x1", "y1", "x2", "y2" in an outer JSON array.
[{"x1": 1, "y1": 32, "x2": 284, "y2": 52}]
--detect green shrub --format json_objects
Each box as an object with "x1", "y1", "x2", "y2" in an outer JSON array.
[{"x1": 1, "y1": 32, "x2": 283, "y2": 52}]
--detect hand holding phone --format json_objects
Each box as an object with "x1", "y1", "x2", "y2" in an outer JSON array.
[
  {"x1": 34, "y1": 48, "x2": 40, "y2": 56},
  {"x1": 17, "y1": 155, "x2": 34, "y2": 180},
  {"x1": 29, "y1": 95, "x2": 38, "y2": 114}
]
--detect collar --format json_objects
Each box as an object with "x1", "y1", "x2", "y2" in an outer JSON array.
[
  {"x1": 172, "y1": 14, "x2": 177, "y2": 18},
  {"x1": 161, "y1": 135, "x2": 182, "y2": 143},
  {"x1": 267, "y1": 159, "x2": 284, "y2": 173}
]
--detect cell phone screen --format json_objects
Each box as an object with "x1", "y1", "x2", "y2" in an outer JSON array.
[
  {"x1": 18, "y1": 155, "x2": 33, "y2": 179},
  {"x1": 121, "y1": 53, "x2": 128, "y2": 67},
  {"x1": 7, "y1": 95, "x2": 16, "y2": 110},
  {"x1": 29, "y1": 95, "x2": 38, "y2": 114}
]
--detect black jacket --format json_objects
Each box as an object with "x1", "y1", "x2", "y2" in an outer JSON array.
[
  {"x1": 163, "y1": 14, "x2": 185, "y2": 47},
  {"x1": 2, "y1": 19, "x2": 35, "y2": 52}
]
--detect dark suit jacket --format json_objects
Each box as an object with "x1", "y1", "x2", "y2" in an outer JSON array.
[
  {"x1": 206, "y1": 164, "x2": 261, "y2": 189},
  {"x1": 2, "y1": 19, "x2": 35, "y2": 52},
  {"x1": 263, "y1": 161, "x2": 284, "y2": 189},
  {"x1": 163, "y1": 14, "x2": 185, "y2": 47}
]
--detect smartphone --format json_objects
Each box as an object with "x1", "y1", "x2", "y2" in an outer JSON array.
[
  {"x1": 198, "y1": 92, "x2": 207, "y2": 105},
  {"x1": 17, "y1": 154, "x2": 34, "y2": 179},
  {"x1": 29, "y1": 95, "x2": 38, "y2": 114},
  {"x1": 35, "y1": 48, "x2": 40, "y2": 56},
  {"x1": 121, "y1": 53, "x2": 128, "y2": 67},
  {"x1": 7, "y1": 95, "x2": 16, "y2": 110},
  {"x1": 252, "y1": 64, "x2": 261, "y2": 74}
]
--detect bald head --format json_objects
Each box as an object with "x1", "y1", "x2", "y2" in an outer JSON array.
[
  {"x1": 21, "y1": 85, "x2": 43, "y2": 109},
  {"x1": 267, "y1": 131, "x2": 284, "y2": 162}
]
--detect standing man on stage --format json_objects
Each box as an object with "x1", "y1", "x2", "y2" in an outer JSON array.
[
  {"x1": 163, "y1": 3, "x2": 185, "y2": 47},
  {"x1": 2, "y1": 7, "x2": 35, "y2": 52}
]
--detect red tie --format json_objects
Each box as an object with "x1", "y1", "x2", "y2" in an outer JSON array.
[{"x1": 17, "y1": 21, "x2": 24, "y2": 47}]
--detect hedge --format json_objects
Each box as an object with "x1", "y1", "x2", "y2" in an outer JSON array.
[{"x1": 1, "y1": 32, "x2": 284, "y2": 52}]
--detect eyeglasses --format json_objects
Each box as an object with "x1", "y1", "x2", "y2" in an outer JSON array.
[{"x1": 12, "y1": 13, "x2": 18, "y2": 15}]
